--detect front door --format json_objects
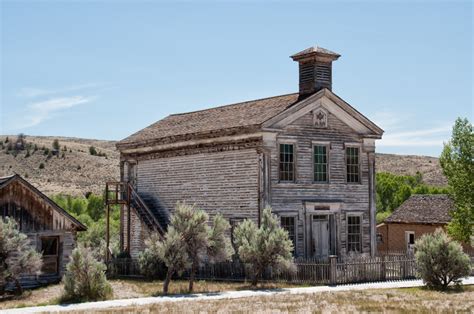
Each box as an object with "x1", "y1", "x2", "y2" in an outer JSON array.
[{"x1": 312, "y1": 215, "x2": 329, "y2": 258}]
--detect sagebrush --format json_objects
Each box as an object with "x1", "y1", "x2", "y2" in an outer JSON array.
[
  {"x1": 62, "y1": 245, "x2": 112, "y2": 302},
  {"x1": 415, "y1": 229, "x2": 471, "y2": 290}
]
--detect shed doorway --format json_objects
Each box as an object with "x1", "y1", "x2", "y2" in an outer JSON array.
[{"x1": 40, "y1": 236, "x2": 59, "y2": 275}]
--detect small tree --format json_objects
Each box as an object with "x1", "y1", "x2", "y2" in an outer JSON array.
[
  {"x1": 172, "y1": 203, "x2": 210, "y2": 292},
  {"x1": 415, "y1": 229, "x2": 471, "y2": 290},
  {"x1": 89, "y1": 146, "x2": 98, "y2": 156},
  {"x1": 234, "y1": 207, "x2": 295, "y2": 286},
  {"x1": 52, "y1": 139, "x2": 60, "y2": 151},
  {"x1": 0, "y1": 218, "x2": 42, "y2": 295},
  {"x1": 62, "y1": 245, "x2": 112, "y2": 302},
  {"x1": 207, "y1": 213, "x2": 234, "y2": 263},
  {"x1": 141, "y1": 228, "x2": 189, "y2": 295}
]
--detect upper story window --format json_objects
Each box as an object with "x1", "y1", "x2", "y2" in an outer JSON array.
[
  {"x1": 347, "y1": 215, "x2": 362, "y2": 253},
  {"x1": 313, "y1": 145, "x2": 328, "y2": 182},
  {"x1": 280, "y1": 216, "x2": 296, "y2": 254},
  {"x1": 346, "y1": 147, "x2": 360, "y2": 183},
  {"x1": 279, "y1": 143, "x2": 295, "y2": 182}
]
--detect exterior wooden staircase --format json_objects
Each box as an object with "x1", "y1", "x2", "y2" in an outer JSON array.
[{"x1": 105, "y1": 182, "x2": 165, "y2": 259}]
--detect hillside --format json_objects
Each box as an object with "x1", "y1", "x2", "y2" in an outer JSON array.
[
  {"x1": 0, "y1": 135, "x2": 447, "y2": 196},
  {"x1": 0, "y1": 135, "x2": 119, "y2": 196}
]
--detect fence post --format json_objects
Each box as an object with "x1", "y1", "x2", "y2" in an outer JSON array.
[
  {"x1": 381, "y1": 255, "x2": 386, "y2": 281},
  {"x1": 329, "y1": 255, "x2": 337, "y2": 286}
]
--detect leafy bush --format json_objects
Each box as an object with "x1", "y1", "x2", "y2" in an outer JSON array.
[
  {"x1": 39, "y1": 163, "x2": 45, "y2": 169},
  {"x1": 52, "y1": 139, "x2": 60, "y2": 150},
  {"x1": 89, "y1": 146, "x2": 97, "y2": 156},
  {"x1": 415, "y1": 229, "x2": 471, "y2": 290},
  {"x1": 0, "y1": 218, "x2": 42, "y2": 295},
  {"x1": 234, "y1": 207, "x2": 295, "y2": 286},
  {"x1": 138, "y1": 233, "x2": 167, "y2": 279},
  {"x1": 62, "y1": 246, "x2": 112, "y2": 302},
  {"x1": 51, "y1": 194, "x2": 120, "y2": 260}
]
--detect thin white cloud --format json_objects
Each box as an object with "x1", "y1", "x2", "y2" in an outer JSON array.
[
  {"x1": 378, "y1": 125, "x2": 451, "y2": 147},
  {"x1": 18, "y1": 95, "x2": 95, "y2": 129},
  {"x1": 371, "y1": 109, "x2": 452, "y2": 149},
  {"x1": 18, "y1": 83, "x2": 105, "y2": 98}
]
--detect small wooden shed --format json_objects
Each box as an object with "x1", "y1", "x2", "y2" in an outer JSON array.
[{"x1": 0, "y1": 174, "x2": 86, "y2": 286}]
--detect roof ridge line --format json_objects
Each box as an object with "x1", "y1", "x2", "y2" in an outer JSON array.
[{"x1": 169, "y1": 92, "x2": 299, "y2": 117}]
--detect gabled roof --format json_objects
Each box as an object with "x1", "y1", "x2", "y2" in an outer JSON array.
[
  {"x1": 117, "y1": 93, "x2": 300, "y2": 149},
  {"x1": 117, "y1": 88, "x2": 383, "y2": 151},
  {"x1": 0, "y1": 174, "x2": 87, "y2": 231},
  {"x1": 384, "y1": 194, "x2": 454, "y2": 225}
]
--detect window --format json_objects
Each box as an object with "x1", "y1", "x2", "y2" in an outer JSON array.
[
  {"x1": 41, "y1": 237, "x2": 58, "y2": 256},
  {"x1": 280, "y1": 216, "x2": 296, "y2": 253},
  {"x1": 313, "y1": 145, "x2": 328, "y2": 182},
  {"x1": 279, "y1": 144, "x2": 295, "y2": 182},
  {"x1": 347, "y1": 215, "x2": 361, "y2": 253},
  {"x1": 346, "y1": 147, "x2": 360, "y2": 183}
]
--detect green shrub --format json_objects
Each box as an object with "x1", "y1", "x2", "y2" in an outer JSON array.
[
  {"x1": 62, "y1": 246, "x2": 112, "y2": 302},
  {"x1": 52, "y1": 139, "x2": 60, "y2": 150},
  {"x1": 89, "y1": 146, "x2": 97, "y2": 156},
  {"x1": 140, "y1": 228, "x2": 189, "y2": 294},
  {"x1": 415, "y1": 229, "x2": 471, "y2": 290},
  {"x1": 0, "y1": 218, "x2": 42, "y2": 295},
  {"x1": 234, "y1": 207, "x2": 295, "y2": 286},
  {"x1": 39, "y1": 163, "x2": 45, "y2": 169},
  {"x1": 138, "y1": 233, "x2": 169, "y2": 279}
]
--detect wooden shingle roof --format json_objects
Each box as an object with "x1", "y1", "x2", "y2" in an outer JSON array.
[
  {"x1": 384, "y1": 194, "x2": 454, "y2": 224},
  {"x1": 117, "y1": 93, "x2": 299, "y2": 149},
  {"x1": 0, "y1": 174, "x2": 87, "y2": 231}
]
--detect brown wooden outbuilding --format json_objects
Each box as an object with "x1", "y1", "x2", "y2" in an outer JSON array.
[{"x1": 0, "y1": 174, "x2": 86, "y2": 287}]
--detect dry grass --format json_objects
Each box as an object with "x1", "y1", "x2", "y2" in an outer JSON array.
[
  {"x1": 86, "y1": 285, "x2": 474, "y2": 314},
  {"x1": 0, "y1": 279, "x2": 304, "y2": 309}
]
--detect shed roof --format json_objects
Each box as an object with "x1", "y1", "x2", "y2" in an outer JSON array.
[
  {"x1": 0, "y1": 174, "x2": 87, "y2": 231},
  {"x1": 384, "y1": 194, "x2": 454, "y2": 224}
]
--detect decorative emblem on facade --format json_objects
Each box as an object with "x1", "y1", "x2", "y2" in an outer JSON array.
[{"x1": 313, "y1": 108, "x2": 328, "y2": 128}]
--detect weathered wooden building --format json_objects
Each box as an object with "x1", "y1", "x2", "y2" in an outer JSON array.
[
  {"x1": 114, "y1": 46, "x2": 383, "y2": 259},
  {"x1": 0, "y1": 174, "x2": 86, "y2": 285}
]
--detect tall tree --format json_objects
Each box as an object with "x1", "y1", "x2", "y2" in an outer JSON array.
[
  {"x1": 234, "y1": 207, "x2": 295, "y2": 286},
  {"x1": 440, "y1": 118, "x2": 474, "y2": 243}
]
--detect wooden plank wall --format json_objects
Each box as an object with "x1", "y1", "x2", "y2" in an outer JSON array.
[{"x1": 266, "y1": 111, "x2": 373, "y2": 257}]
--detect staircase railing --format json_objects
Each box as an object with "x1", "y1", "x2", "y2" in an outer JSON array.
[{"x1": 128, "y1": 184, "x2": 165, "y2": 237}]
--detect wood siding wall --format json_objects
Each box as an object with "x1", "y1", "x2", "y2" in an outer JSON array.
[
  {"x1": 124, "y1": 147, "x2": 260, "y2": 257},
  {"x1": 265, "y1": 111, "x2": 373, "y2": 257}
]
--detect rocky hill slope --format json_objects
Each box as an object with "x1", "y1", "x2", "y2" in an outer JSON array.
[{"x1": 0, "y1": 135, "x2": 447, "y2": 196}]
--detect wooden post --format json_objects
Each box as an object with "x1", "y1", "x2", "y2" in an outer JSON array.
[
  {"x1": 106, "y1": 204, "x2": 110, "y2": 263},
  {"x1": 329, "y1": 255, "x2": 337, "y2": 285},
  {"x1": 381, "y1": 255, "x2": 386, "y2": 281}
]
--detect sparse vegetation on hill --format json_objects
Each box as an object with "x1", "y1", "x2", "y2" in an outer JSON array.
[{"x1": 0, "y1": 135, "x2": 119, "y2": 196}]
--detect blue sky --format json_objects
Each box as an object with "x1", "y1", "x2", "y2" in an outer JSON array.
[{"x1": 1, "y1": 1, "x2": 472, "y2": 157}]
